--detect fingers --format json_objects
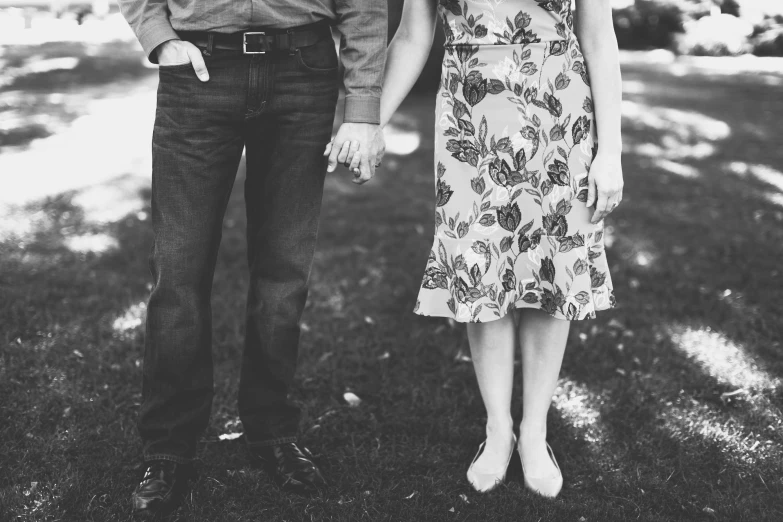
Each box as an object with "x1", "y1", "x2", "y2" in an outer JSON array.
[
  {"x1": 327, "y1": 137, "x2": 343, "y2": 172},
  {"x1": 590, "y1": 190, "x2": 610, "y2": 224},
  {"x1": 586, "y1": 174, "x2": 597, "y2": 208},
  {"x1": 342, "y1": 141, "x2": 361, "y2": 167},
  {"x1": 353, "y1": 153, "x2": 373, "y2": 185},
  {"x1": 348, "y1": 147, "x2": 362, "y2": 173},
  {"x1": 590, "y1": 187, "x2": 623, "y2": 224},
  {"x1": 336, "y1": 141, "x2": 352, "y2": 165},
  {"x1": 323, "y1": 141, "x2": 333, "y2": 157},
  {"x1": 185, "y1": 43, "x2": 209, "y2": 82},
  {"x1": 375, "y1": 143, "x2": 386, "y2": 167}
]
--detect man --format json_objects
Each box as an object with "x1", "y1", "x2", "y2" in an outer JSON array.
[{"x1": 118, "y1": 0, "x2": 387, "y2": 516}]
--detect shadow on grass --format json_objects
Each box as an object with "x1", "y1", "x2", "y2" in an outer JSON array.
[{"x1": 1, "y1": 56, "x2": 783, "y2": 521}]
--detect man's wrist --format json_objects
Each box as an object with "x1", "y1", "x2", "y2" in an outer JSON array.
[
  {"x1": 343, "y1": 95, "x2": 381, "y2": 125},
  {"x1": 138, "y1": 22, "x2": 180, "y2": 64}
]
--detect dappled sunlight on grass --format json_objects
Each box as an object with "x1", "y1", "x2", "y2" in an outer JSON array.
[
  {"x1": 669, "y1": 325, "x2": 779, "y2": 392},
  {"x1": 622, "y1": 100, "x2": 731, "y2": 142},
  {"x1": 63, "y1": 232, "x2": 118, "y2": 254},
  {"x1": 658, "y1": 401, "x2": 781, "y2": 467},
  {"x1": 621, "y1": 79, "x2": 647, "y2": 94},
  {"x1": 0, "y1": 12, "x2": 137, "y2": 46},
  {"x1": 552, "y1": 379, "x2": 608, "y2": 446},
  {"x1": 111, "y1": 301, "x2": 146, "y2": 335},
  {"x1": 0, "y1": 57, "x2": 80, "y2": 89},
  {"x1": 0, "y1": 85, "x2": 156, "y2": 205},
  {"x1": 622, "y1": 100, "x2": 731, "y2": 162},
  {"x1": 726, "y1": 161, "x2": 783, "y2": 208},
  {"x1": 383, "y1": 125, "x2": 421, "y2": 156},
  {"x1": 651, "y1": 158, "x2": 700, "y2": 179}
]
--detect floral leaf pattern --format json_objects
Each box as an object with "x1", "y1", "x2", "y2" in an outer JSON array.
[{"x1": 416, "y1": 0, "x2": 615, "y2": 323}]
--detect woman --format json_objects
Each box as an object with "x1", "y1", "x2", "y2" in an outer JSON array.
[{"x1": 328, "y1": 0, "x2": 622, "y2": 497}]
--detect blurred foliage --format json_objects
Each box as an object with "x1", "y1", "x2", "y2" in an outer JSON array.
[
  {"x1": 612, "y1": 0, "x2": 783, "y2": 56},
  {"x1": 386, "y1": 0, "x2": 783, "y2": 92}
]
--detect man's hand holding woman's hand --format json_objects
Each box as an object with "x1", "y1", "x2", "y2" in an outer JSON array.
[
  {"x1": 156, "y1": 40, "x2": 210, "y2": 82},
  {"x1": 324, "y1": 123, "x2": 386, "y2": 184}
]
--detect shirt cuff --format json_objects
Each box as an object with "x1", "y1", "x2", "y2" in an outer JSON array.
[
  {"x1": 343, "y1": 96, "x2": 381, "y2": 125},
  {"x1": 138, "y1": 22, "x2": 181, "y2": 64}
]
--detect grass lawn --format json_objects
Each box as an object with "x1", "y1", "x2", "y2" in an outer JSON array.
[{"x1": 1, "y1": 38, "x2": 783, "y2": 521}]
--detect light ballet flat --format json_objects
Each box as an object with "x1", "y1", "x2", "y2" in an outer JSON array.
[
  {"x1": 466, "y1": 434, "x2": 517, "y2": 493},
  {"x1": 519, "y1": 441, "x2": 563, "y2": 498}
]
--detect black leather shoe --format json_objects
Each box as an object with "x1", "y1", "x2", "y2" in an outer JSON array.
[
  {"x1": 249, "y1": 442, "x2": 328, "y2": 494},
  {"x1": 132, "y1": 460, "x2": 196, "y2": 517}
]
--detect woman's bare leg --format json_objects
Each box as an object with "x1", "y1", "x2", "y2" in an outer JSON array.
[
  {"x1": 466, "y1": 314, "x2": 516, "y2": 472},
  {"x1": 517, "y1": 308, "x2": 570, "y2": 478}
]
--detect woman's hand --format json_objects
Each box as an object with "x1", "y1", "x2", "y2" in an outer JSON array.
[
  {"x1": 585, "y1": 152, "x2": 623, "y2": 224},
  {"x1": 323, "y1": 126, "x2": 386, "y2": 184}
]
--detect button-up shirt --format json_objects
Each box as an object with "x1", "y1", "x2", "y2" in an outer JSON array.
[{"x1": 118, "y1": 0, "x2": 387, "y2": 123}]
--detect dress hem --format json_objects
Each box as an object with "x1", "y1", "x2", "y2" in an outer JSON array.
[{"x1": 414, "y1": 293, "x2": 615, "y2": 324}]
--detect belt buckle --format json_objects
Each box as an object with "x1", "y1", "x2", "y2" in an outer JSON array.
[{"x1": 243, "y1": 31, "x2": 267, "y2": 54}]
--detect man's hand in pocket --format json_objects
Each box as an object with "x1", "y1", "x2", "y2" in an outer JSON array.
[{"x1": 156, "y1": 40, "x2": 210, "y2": 82}]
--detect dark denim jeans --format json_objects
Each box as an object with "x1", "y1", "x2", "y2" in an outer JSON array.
[{"x1": 139, "y1": 36, "x2": 340, "y2": 464}]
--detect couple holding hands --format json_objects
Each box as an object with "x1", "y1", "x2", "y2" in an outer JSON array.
[{"x1": 119, "y1": 0, "x2": 622, "y2": 516}]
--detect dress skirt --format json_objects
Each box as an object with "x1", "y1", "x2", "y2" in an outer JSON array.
[{"x1": 414, "y1": 2, "x2": 615, "y2": 322}]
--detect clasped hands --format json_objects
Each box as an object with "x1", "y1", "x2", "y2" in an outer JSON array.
[{"x1": 324, "y1": 123, "x2": 386, "y2": 185}]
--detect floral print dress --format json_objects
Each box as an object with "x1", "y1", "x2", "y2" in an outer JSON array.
[{"x1": 415, "y1": 0, "x2": 615, "y2": 323}]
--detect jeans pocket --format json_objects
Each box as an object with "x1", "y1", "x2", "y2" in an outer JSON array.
[
  {"x1": 158, "y1": 62, "x2": 193, "y2": 72},
  {"x1": 295, "y1": 39, "x2": 339, "y2": 74}
]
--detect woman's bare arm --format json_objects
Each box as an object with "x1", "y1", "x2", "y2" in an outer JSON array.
[
  {"x1": 378, "y1": 0, "x2": 439, "y2": 127},
  {"x1": 325, "y1": 0, "x2": 438, "y2": 168},
  {"x1": 575, "y1": 0, "x2": 624, "y2": 223}
]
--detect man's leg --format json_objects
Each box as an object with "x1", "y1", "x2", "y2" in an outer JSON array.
[
  {"x1": 139, "y1": 59, "x2": 246, "y2": 464},
  {"x1": 238, "y1": 40, "x2": 339, "y2": 449}
]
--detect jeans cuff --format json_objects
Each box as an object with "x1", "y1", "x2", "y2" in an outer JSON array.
[
  {"x1": 143, "y1": 453, "x2": 193, "y2": 465},
  {"x1": 245, "y1": 435, "x2": 297, "y2": 448}
]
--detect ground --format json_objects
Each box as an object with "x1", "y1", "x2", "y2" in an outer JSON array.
[{"x1": 1, "y1": 15, "x2": 783, "y2": 522}]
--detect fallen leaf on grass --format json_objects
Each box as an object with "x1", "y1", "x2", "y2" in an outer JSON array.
[
  {"x1": 343, "y1": 392, "x2": 362, "y2": 407},
  {"x1": 703, "y1": 507, "x2": 715, "y2": 516},
  {"x1": 318, "y1": 352, "x2": 333, "y2": 363},
  {"x1": 720, "y1": 389, "x2": 748, "y2": 400},
  {"x1": 405, "y1": 491, "x2": 417, "y2": 499},
  {"x1": 364, "y1": 316, "x2": 375, "y2": 325},
  {"x1": 218, "y1": 432, "x2": 242, "y2": 441},
  {"x1": 459, "y1": 493, "x2": 469, "y2": 503},
  {"x1": 377, "y1": 351, "x2": 390, "y2": 360},
  {"x1": 449, "y1": 507, "x2": 455, "y2": 512},
  {"x1": 454, "y1": 351, "x2": 471, "y2": 363},
  {"x1": 607, "y1": 319, "x2": 625, "y2": 330}
]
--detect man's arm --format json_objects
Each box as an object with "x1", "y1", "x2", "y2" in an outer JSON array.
[
  {"x1": 327, "y1": 0, "x2": 388, "y2": 183},
  {"x1": 334, "y1": 0, "x2": 388, "y2": 124},
  {"x1": 118, "y1": 0, "x2": 179, "y2": 63}
]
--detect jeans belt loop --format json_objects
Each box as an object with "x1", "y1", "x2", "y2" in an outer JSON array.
[
  {"x1": 286, "y1": 29, "x2": 296, "y2": 56},
  {"x1": 205, "y1": 33, "x2": 214, "y2": 56}
]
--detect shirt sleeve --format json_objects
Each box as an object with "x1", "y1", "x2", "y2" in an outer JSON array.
[
  {"x1": 118, "y1": 0, "x2": 180, "y2": 63},
  {"x1": 334, "y1": 0, "x2": 388, "y2": 124}
]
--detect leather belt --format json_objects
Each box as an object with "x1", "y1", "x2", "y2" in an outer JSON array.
[{"x1": 178, "y1": 22, "x2": 332, "y2": 55}]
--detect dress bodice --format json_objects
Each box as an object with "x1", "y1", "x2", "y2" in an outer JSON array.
[{"x1": 438, "y1": 0, "x2": 575, "y2": 45}]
